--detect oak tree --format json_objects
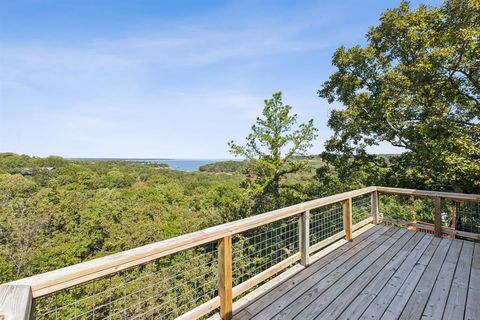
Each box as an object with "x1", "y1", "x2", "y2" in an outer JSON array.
[{"x1": 319, "y1": 0, "x2": 480, "y2": 192}]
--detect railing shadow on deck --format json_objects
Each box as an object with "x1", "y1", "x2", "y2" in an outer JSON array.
[{"x1": 0, "y1": 186, "x2": 479, "y2": 320}]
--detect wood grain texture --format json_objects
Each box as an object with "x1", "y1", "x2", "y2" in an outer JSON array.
[
  {"x1": 443, "y1": 240, "x2": 474, "y2": 320},
  {"x1": 359, "y1": 235, "x2": 440, "y2": 320},
  {"x1": 434, "y1": 196, "x2": 442, "y2": 238},
  {"x1": 299, "y1": 210, "x2": 310, "y2": 266},
  {"x1": 317, "y1": 231, "x2": 421, "y2": 319},
  {"x1": 293, "y1": 229, "x2": 411, "y2": 319},
  {"x1": 239, "y1": 226, "x2": 477, "y2": 320},
  {"x1": 270, "y1": 228, "x2": 402, "y2": 320},
  {"x1": 397, "y1": 238, "x2": 456, "y2": 320},
  {"x1": 0, "y1": 285, "x2": 32, "y2": 320},
  {"x1": 375, "y1": 186, "x2": 480, "y2": 202},
  {"x1": 219, "y1": 236, "x2": 233, "y2": 320},
  {"x1": 344, "y1": 198, "x2": 353, "y2": 241},
  {"x1": 421, "y1": 239, "x2": 463, "y2": 319},
  {"x1": 465, "y1": 242, "x2": 480, "y2": 320},
  {"x1": 240, "y1": 226, "x2": 392, "y2": 319},
  {"x1": 338, "y1": 232, "x2": 431, "y2": 320}
]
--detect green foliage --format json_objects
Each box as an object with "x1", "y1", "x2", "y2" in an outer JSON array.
[
  {"x1": 229, "y1": 92, "x2": 318, "y2": 213},
  {"x1": 199, "y1": 160, "x2": 247, "y2": 173},
  {"x1": 0, "y1": 153, "x2": 242, "y2": 283},
  {"x1": 319, "y1": 0, "x2": 480, "y2": 193}
]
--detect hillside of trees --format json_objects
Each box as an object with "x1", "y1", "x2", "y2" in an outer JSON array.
[{"x1": 0, "y1": 153, "x2": 245, "y2": 283}]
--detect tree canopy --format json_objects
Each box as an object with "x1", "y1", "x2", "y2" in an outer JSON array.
[
  {"x1": 319, "y1": 0, "x2": 480, "y2": 192},
  {"x1": 229, "y1": 92, "x2": 318, "y2": 211}
]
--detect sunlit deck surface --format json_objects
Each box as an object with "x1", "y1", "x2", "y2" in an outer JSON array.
[{"x1": 233, "y1": 224, "x2": 480, "y2": 320}]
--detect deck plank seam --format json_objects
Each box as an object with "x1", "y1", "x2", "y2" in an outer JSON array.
[
  {"x1": 243, "y1": 225, "x2": 393, "y2": 319},
  {"x1": 356, "y1": 234, "x2": 436, "y2": 320},
  {"x1": 420, "y1": 239, "x2": 463, "y2": 320},
  {"x1": 437, "y1": 240, "x2": 464, "y2": 320},
  {"x1": 442, "y1": 240, "x2": 474, "y2": 320},
  {"x1": 465, "y1": 242, "x2": 480, "y2": 320},
  {"x1": 397, "y1": 237, "x2": 454, "y2": 320},
  {"x1": 378, "y1": 237, "x2": 450, "y2": 320},
  {"x1": 274, "y1": 228, "x2": 406, "y2": 320},
  {"x1": 339, "y1": 231, "x2": 432, "y2": 320},
  {"x1": 309, "y1": 230, "x2": 419, "y2": 319}
]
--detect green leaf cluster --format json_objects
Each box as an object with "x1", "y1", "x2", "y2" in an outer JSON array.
[{"x1": 319, "y1": 0, "x2": 480, "y2": 193}]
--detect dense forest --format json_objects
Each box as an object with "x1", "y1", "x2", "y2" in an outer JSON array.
[{"x1": 0, "y1": 153, "x2": 245, "y2": 283}]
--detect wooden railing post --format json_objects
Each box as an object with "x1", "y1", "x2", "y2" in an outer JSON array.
[
  {"x1": 434, "y1": 197, "x2": 442, "y2": 237},
  {"x1": 299, "y1": 210, "x2": 310, "y2": 266},
  {"x1": 450, "y1": 200, "x2": 458, "y2": 239},
  {"x1": 0, "y1": 285, "x2": 32, "y2": 320},
  {"x1": 371, "y1": 191, "x2": 379, "y2": 224},
  {"x1": 218, "y1": 235, "x2": 233, "y2": 320},
  {"x1": 343, "y1": 198, "x2": 353, "y2": 241}
]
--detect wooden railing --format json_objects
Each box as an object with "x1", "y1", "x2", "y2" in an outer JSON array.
[
  {"x1": 376, "y1": 186, "x2": 480, "y2": 241},
  {"x1": 0, "y1": 186, "x2": 478, "y2": 320}
]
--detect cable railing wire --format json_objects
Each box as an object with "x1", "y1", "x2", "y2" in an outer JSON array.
[
  {"x1": 352, "y1": 193, "x2": 372, "y2": 225},
  {"x1": 232, "y1": 216, "x2": 299, "y2": 287},
  {"x1": 33, "y1": 241, "x2": 219, "y2": 320},
  {"x1": 309, "y1": 203, "x2": 343, "y2": 245}
]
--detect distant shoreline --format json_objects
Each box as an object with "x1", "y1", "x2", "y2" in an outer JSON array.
[
  {"x1": 64, "y1": 158, "x2": 241, "y2": 172},
  {"x1": 66, "y1": 158, "x2": 237, "y2": 161}
]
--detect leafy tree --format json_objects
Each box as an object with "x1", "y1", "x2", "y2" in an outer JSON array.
[
  {"x1": 229, "y1": 92, "x2": 318, "y2": 212},
  {"x1": 318, "y1": 0, "x2": 480, "y2": 192}
]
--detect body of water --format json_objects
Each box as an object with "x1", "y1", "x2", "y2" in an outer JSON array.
[
  {"x1": 132, "y1": 159, "x2": 221, "y2": 172},
  {"x1": 69, "y1": 158, "x2": 228, "y2": 171}
]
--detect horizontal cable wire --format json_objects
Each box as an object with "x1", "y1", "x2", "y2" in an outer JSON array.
[
  {"x1": 309, "y1": 202, "x2": 343, "y2": 245},
  {"x1": 232, "y1": 216, "x2": 299, "y2": 287},
  {"x1": 352, "y1": 193, "x2": 372, "y2": 225},
  {"x1": 33, "y1": 241, "x2": 218, "y2": 320},
  {"x1": 455, "y1": 201, "x2": 480, "y2": 238}
]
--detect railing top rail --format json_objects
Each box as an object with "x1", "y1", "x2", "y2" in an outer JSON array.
[
  {"x1": 7, "y1": 186, "x2": 376, "y2": 298},
  {"x1": 375, "y1": 186, "x2": 480, "y2": 202}
]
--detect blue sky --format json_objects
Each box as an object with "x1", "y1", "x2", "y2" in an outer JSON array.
[{"x1": 0, "y1": 0, "x2": 442, "y2": 158}]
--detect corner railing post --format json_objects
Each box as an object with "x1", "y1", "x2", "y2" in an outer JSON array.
[
  {"x1": 0, "y1": 284, "x2": 32, "y2": 320},
  {"x1": 434, "y1": 196, "x2": 442, "y2": 237},
  {"x1": 343, "y1": 198, "x2": 353, "y2": 241},
  {"x1": 371, "y1": 191, "x2": 379, "y2": 224},
  {"x1": 299, "y1": 210, "x2": 310, "y2": 266},
  {"x1": 218, "y1": 235, "x2": 233, "y2": 320}
]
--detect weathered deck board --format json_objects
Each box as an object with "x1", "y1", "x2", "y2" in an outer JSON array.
[
  {"x1": 298, "y1": 229, "x2": 414, "y2": 319},
  {"x1": 359, "y1": 235, "x2": 440, "y2": 320},
  {"x1": 237, "y1": 224, "x2": 388, "y2": 318},
  {"x1": 397, "y1": 237, "x2": 458, "y2": 320},
  {"x1": 247, "y1": 226, "x2": 395, "y2": 320},
  {"x1": 443, "y1": 240, "x2": 474, "y2": 320},
  {"x1": 233, "y1": 225, "x2": 478, "y2": 320},
  {"x1": 421, "y1": 239, "x2": 463, "y2": 319},
  {"x1": 269, "y1": 228, "x2": 402, "y2": 320},
  {"x1": 465, "y1": 242, "x2": 480, "y2": 320},
  {"x1": 336, "y1": 231, "x2": 430, "y2": 320}
]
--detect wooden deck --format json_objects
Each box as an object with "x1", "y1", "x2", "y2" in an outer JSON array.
[{"x1": 233, "y1": 224, "x2": 480, "y2": 320}]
